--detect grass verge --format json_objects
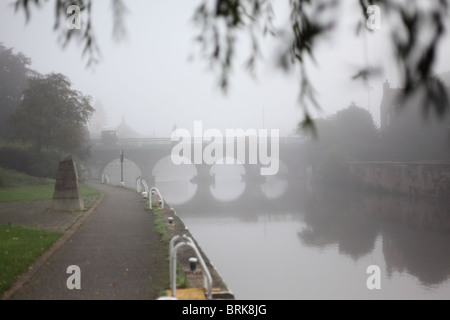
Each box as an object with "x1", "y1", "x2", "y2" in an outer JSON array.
[
  {"x1": 0, "y1": 225, "x2": 62, "y2": 297},
  {"x1": 79, "y1": 184, "x2": 101, "y2": 211},
  {"x1": 0, "y1": 167, "x2": 100, "y2": 206},
  {"x1": 0, "y1": 183, "x2": 99, "y2": 204},
  {"x1": 0, "y1": 184, "x2": 54, "y2": 202},
  {"x1": 0, "y1": 168, "x2": 54, "y2": 202},
  {"x1": 152, "y1": 208, "x2": 187, "y2": 291},
  {"x1": 0, "y1": 168, "x2": 102, "y2": 297},
  {"x1": 153, "y1": 208, "x2": 170, "y2": 245}
]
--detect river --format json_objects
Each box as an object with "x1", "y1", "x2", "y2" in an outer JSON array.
[{"x1": 103, "y1": 158, "x2": 450, "y2": 299}]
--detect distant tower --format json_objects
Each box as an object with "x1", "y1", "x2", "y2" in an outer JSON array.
[
  {"x1": 380, "y1": 80, "x2": 391, "y2": 129},
  {"x1": 379, "y1": 80, "x2": 403, "y2": 130},
  {"x1": 88, "y1": 99, "x2": 109, "y2": 139}
]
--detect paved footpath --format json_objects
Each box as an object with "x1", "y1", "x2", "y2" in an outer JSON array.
[{"x1": 7, "y1": 182, "x2": 167, "y2": 300}]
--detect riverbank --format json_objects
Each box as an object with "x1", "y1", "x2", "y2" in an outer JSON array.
[
  {"x1": 148, "y1": 190, "x2": 234, "y2": 300},
  {"x1": 0, "y1": 182, "x2": 102, "y2": 299},
  {"x1": 1, "y1": 180, "x2": 234, "y2": 300}
]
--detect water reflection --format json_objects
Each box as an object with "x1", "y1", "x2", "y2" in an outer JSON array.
[
  {"x1": 152, "y1": 156, "x2": 197, "y2": 205},
  {"x1": 210, "y1": 158, "x2": 246, "y2": 202},
  {"x1": 299, "y1": 190, "x2": 450, "y2": 288},
  {"x1": 261, "y1": 161, "x2": 289, "y2": 200},
  {"x1": 113, "y1": 159, "x2": 450, "y2": 298},
  {"x1": 176, "y1": 181, "x2": 450, "y2": 299},
  {"x1": 383, "y1": 224, "x2": 450, "y2": 286}
]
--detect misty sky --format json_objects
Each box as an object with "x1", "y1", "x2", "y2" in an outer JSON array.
[{"x1": 1, "y1": 0, "x2": 449, "y2": 137}]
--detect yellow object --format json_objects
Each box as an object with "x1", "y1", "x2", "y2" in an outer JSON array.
[{"x1": 166, "y1": 288, "x2": 206, "y2": 300}]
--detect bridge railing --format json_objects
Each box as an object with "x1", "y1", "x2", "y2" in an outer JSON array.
[
  {"x1": 89, "y1": 138, "x2": 173, "y2": 147},
  {"x1": 89, "y1": 136, "x2": 305, "y2": 148}
]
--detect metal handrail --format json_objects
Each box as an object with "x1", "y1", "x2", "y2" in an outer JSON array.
[
  {"x1": 169, "y1": 235, "x2": 183, "y2": 287},
  {"x1": 141, "y1": 179, "x2": 149, "y2": 193},
  {"x1": 169, "y1": 235, "x2": 213, "y2": 299},
  {"x1": 102, "y1": 174, "x2": 110, "y2": 184},
  {"x1": 137, "y1": 179, "x2": 150, "y2": 193},
  {"x1": 136, "y1": 179, "x2": 142, "y2": 193},
  {"x1": 150, "y1": 187, "x2": 164, "y2": 209}
]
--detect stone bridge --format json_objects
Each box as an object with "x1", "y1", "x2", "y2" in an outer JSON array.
[{"x1": 83, "y1": 137, "x2": 310, "y2": 205}]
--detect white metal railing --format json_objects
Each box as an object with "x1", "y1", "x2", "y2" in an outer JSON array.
[
  {"x1": 136, "y1": 178, "x2": 149, "y2": 193},
  {"x1": 101, "y1": 174, "x2": 110, "y2": 184},
  {"x1": 149, "y1": 187, "x2": 164, "y2": 209},
  {"x1": 169, "y1": 235, "x2": 212, "y2": 300},
  {"x1": 136, "y1": 179, "x2": 142, "y2": 193},
  {"x1": 141, "y1": 179, "x2": 149, "y2": 193}
]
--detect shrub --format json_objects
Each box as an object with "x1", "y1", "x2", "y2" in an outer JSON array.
[{"x1": 0, "y1": 146, "x2": 62, "y2": 178}]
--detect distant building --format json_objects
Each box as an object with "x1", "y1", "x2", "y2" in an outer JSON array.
[
  {"x1": 116, "y1": 115, "x2": 140, "y2": 139},
  {"x1": 379, "y1": 72, "x2": 450, "y2": 130}
]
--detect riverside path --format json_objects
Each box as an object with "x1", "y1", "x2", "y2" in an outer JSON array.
[{"x1": 7, "y1": 182, "x2": 168, "y2": 300}]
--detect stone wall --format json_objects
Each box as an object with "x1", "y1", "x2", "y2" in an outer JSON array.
[{"x1": 347, "y1": 162, "x2": 450, "y2": 199}]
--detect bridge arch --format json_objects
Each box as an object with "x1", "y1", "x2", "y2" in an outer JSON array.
[
  {"x1": 102, "y1": 158, "x2": 142, "y2": 187},
  {"x1": 84, "y1": 138, "x2": 309, "y2": 204}
]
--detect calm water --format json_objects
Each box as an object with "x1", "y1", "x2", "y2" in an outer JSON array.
[
  {"x1": 104, "y1": 158, "x2": 450, "y2": 300},
  {"x1": 175, "y1": 194, "x2": 450, "y2": 300}
]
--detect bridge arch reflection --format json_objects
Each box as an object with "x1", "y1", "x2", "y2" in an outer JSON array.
[
  {"x1": 210, "y1": 157, "x2": 246, "y2": 202},
  {"x1": 86, "y1": 138, "x2": 308, "y2": 206},
  {"x1": 261, "y1": 160, "x2": 289, "y2": 200},
  {"x1": 152, "y1": 156, "x2": 197, "y2": 206}
]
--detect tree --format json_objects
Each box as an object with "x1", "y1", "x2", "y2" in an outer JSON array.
[
  {"x1": 304, "y1": 104, "x2": 379, "y2": 158},
  {"x1": 0, "y1": 43, "x2": 35, "y2": 138},
  {"x1": 11, "y1": 0, "x2": 450, "y2": 131},
  {"x1": 303, "y1": 104, "x2": 379, "y2": 186},
  {"x1": 8, "y1": 73, "x2": 94, "y2": 153},
  {"x1": 333, "y1": 103, "x2": 380, "y2": 160}
]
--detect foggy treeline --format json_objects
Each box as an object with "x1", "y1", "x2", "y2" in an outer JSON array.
[
  {"x1": 0, "y1": 43, "x2": 92, "y2": 181},
  {"x1": 301, "y1": 78, "x2": 450, "y2": 188}
]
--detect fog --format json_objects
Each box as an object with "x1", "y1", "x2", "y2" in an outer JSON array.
[
  {"x1": 3, "y1": 1, "x2": 449, "y2": 136},
  {"x1": 2, "y1": 1, "x2": 450, "y2": 301}
]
